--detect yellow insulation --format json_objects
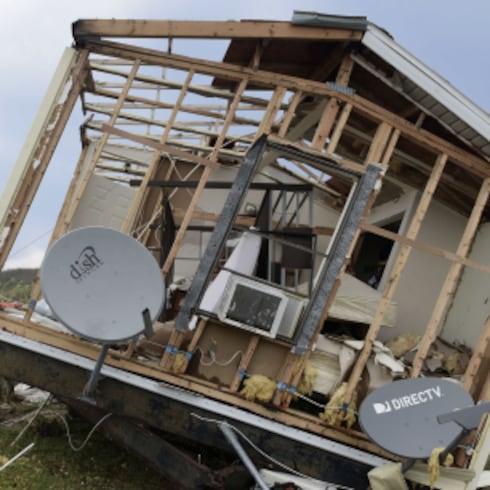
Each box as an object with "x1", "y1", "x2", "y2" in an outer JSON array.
[
  {"x1": 240, "y1": 375, "x2": 276, "y2": 402},
  {"x1": 428, "y1": 447, "x2": 454, "y2": 489},
  {"x1": 296, "y1": 362, "x2": 317, "y2": 395},
  {"x1": 172, "y1": 352, "x2": 186, "y2": 374},
  {"x1": 319, "y1": 382, "x2": 357, "y2": 428}
]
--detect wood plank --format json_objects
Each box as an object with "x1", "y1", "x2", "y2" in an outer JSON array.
[
  {"x1": 83, "y1": 39, "x2": 490, "y2": 177},
  {"x1": 64, "y1": 60, "x2": 141, "y2": 229},
  {"x1": 411, "y1": 177, "x2": 490, "y2": 377},
  {"x1": 360, "y1": 222, "x2": 490, "y2": 276},
  {"x1": 122, "y1": 69, "x2": 194, "y2": 234},
  {"x1": 463, "y1": 315, "x2": 490, "y2": 393},
  {"x1": 344, "y1": 153, "x2": 447, "y2": 403},
  {"x1": 256, "y1": 86, "x2": 287, "y2": 137},
  {"x1": 230, "y1": 336, "x2": 259, "y2": 392},
  {"x1": 175, "y1": 319, "x2": 207, "y2": 374},
  {"x1": 325, "y1": 103, "x2": 352, "y2": 154},
  {"x1": 73, "y1": 19, "x2": 364, "y2": 41},
  {"x1": 24, "y1": 142, "x2": 95, "y2": 322},
  {"x1": 277, "y1": 90, "x2": 303, "y2": 138},
  {"x1": 100, "y1": 124, "x2": 218, "y2": 168},
  {"x1": 0, "y1": 50, "x2": 89, "y2": 271},
  {"x1": 161, "y1": 76, "x2": 250, "y2": 277},
  {"x1": 312, "y1": 55, "x2": 354, "y2": 150},
  {"x1": 363, "y1": 122, "x2": 392, "y2": 164}
]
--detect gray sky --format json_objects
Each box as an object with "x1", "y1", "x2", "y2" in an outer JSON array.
[{"x1": 1, "y1": 0, "x2": 489, "y2": 269}]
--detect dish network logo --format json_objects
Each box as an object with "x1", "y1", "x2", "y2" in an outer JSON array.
[
  {"x1": 373, "y1": 386, "x2": 443, "y2": 414},
  {"x1": 69, "y1": 246, "x2": 103, "y2": 283}
]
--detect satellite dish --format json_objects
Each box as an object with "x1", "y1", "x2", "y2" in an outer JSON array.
[
  {"x1": 40, "y1": 226, "x2": 165, "y2": 344},
  {"x1": 359, "y1": 377, "x2": 474, "y2": 460}
]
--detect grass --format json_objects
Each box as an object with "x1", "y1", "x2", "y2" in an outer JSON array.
[{"x1": 0, "y1": 402, "x2": 166, "y2": 489}]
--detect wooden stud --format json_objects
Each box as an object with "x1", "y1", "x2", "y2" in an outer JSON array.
[
  {"x1": 256, "y1": 86, "x2": 287, "y2": 137},
  {"x1": 463, "y1": 315, "x2": 490, "y2": 393},
  {"x1": 161, "y1": 76, "x2": 249, "y2": 277},
  {"x1": 360, "y1": 222, "x2": 490, "y2": 276},
  {"x1": 411, "y1": 177, "x2": 490, "y2": 377},
  {"x1": 0, "y1": 50, "x2": 89, "y2": 271},
  {"x1": 344, "y1": 153, "x2": 447, "y2": 403},
  {"x1": 83, "y1": 39, "x2": 489, "y2": 177},
  {"x1": 311, "y1": 55, "x2": 354, "y2": 150},
  {"x1": 363, "y1": 122, "x2": 392, "y2": 164},
  {"x1": 64, "y1": 60, "x2": 141, "y2": 229},
  {"x1": 121, "y1": 69, "x2": 194, "y2": 234},
  {"x1": 230, "y1": 335, "x2": 260, "y2": 392},
  {"x1": 277, "y1": 90, "x2": 303, "y2": 138},
  {"x1": 24, "y1": 142, "x2": 95, "y2": 321},
  {"x1": 101, "y1": 124, "x2": 219, "y2": 169},
  {"x1": 325, "y1": 103, "x2": 352, "y2": 155}
]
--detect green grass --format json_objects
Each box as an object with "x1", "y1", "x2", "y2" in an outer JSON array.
[{"x1": 0, "y1": 405, "x2": 165, "y2": 489}]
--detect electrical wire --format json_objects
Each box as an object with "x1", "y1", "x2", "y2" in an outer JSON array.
[
  {"x1": 190, "y1": 412, "x2": 354, "y2": 490},
  {"x1": 10, "y1": 394, "x2": 54, "y2": 447},
  {"x1": 55, "y1": 411, "x2": 113, "y2": 452},
  {"x1": 195, "y1": 346, "x2": 243, "y2": 367}
]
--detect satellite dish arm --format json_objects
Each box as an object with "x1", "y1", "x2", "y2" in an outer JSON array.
[{"x1": 142, "y1": 308, "x2": 154, "y2": 338}]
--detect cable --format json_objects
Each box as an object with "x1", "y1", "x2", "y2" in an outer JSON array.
[
  {"x1": 195, "y1": 346, "x2": 243, "y2": 367},
  {"x1": 56, "y1": 412, "x2": 113, "y2": 452},
  {"x1": 190, "y1": 412, "x2": 354, "y2": 490},
  {"x1": 10, "y1": 394, "x2": 54, "y2": 447}
]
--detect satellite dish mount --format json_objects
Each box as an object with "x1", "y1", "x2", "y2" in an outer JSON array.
[{"x1": 40, "y1": 227, "x2": 165, "y2": 404}]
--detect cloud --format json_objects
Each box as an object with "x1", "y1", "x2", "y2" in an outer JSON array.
[{"x1": 5, "y1": 245, "x2": 46, "y2": 270}]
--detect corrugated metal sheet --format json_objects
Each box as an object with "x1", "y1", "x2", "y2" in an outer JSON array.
[
  {"x1": 362, "y1": 24, "x2": 490, "y2": 159},
  {"x1": 292, "y1": 10, "x2": 368, "y2": 31}
]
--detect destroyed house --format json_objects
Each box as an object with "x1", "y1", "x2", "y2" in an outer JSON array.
[{"x1": 0, "y1": 11, "x2": 489, "y2": 489}]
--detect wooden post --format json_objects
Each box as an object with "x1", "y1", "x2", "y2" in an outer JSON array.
[
  {"x1": 325, "y1": 103, "x2": 352, "y2": 155},
  {"x1": 230, "y1": 336, "x2": 260, "y2": 392},
  {"x1": 311, "y1": 56, "x2": 354, "y2": 150},
  {"x1": 344, "y1": 153, "x2": 447, "y2": 404},
  {"x1": 160, "y1": 318, "x2": 206, "y2": 373},
  {"x1": 463, "y1": 315, "x2": 490, "y2": 394},
  {"x1": 256, "y1": 86, "x2": 287, "y2": 137},
  {"x1": 411, "y1": 177, "x2": 490, "y2": 377},
  {"x1": 277, "y1": 90, "x2": 303, "y2": 138}
]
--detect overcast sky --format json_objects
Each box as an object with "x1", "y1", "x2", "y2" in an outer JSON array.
[{"x1": 1, "y1": 0, "x2": 489, "y2": 269}]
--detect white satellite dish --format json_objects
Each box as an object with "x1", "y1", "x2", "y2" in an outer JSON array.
[
  {"x1": 40, "y1": 226, "x2": 165, "y2": 403},
  {"x1": 40, "y1": 226, "x2": 165, "y2": 344}
]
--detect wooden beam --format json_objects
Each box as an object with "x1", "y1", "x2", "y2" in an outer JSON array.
[
  {"x1": 62, "y1": 60, "x2": 141, "y2": 233},
  {"x1": 82, "y1": 39, "x2": 489, "y2": 177},
  {"x1": 312, "y1": 56, "x2": 354, "y2": 150},
  {"x1": 73, "y1": 19, "x2": 364, "y2": 41},
  {"x1": 0, "y1": 50, "x2": 89, "y2": 270},
  {"x1": 122, "y1": 70, "x2": 194, "y2": 234},
  {"x1": 463, "y1": 315, "x2": 490, "y2": 394},
  {"x1": 161, "y1": 76, "x2": 250, "y2": 277},
  {"x1": 411, "y1": 177, "x2": 490, "y2": 377},
  {"x1": 360, "y1": 222, "x2": 490, "y2": 276},
  {"x1": 344, "y1": 153, "x2": 447, "y2": 403},
  {"x1": 100, "y1": 124, "x2": 218, "y2": 168}
]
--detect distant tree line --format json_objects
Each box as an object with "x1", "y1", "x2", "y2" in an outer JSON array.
[{"x1": 0, "y1": 268, "x2": 37, "y2": 304}]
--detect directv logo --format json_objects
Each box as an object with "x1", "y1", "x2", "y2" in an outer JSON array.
[
  {"x1": 69, "y1": 246, "x2": 104, "y2": 283},
  {"x1": 373, "y1": 386, "x2": 443, "y2": 414}
]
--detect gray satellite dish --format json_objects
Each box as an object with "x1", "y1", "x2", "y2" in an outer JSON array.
[
  {"x1": 40, "y1": 226, "x2": 165, "y2": 402},
  {"x1": 359, "y1": 377, "x2": 474, "y2": 460},
  {"x1": 40, "y1": 226, "x2": 165, "y2": 343}
]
